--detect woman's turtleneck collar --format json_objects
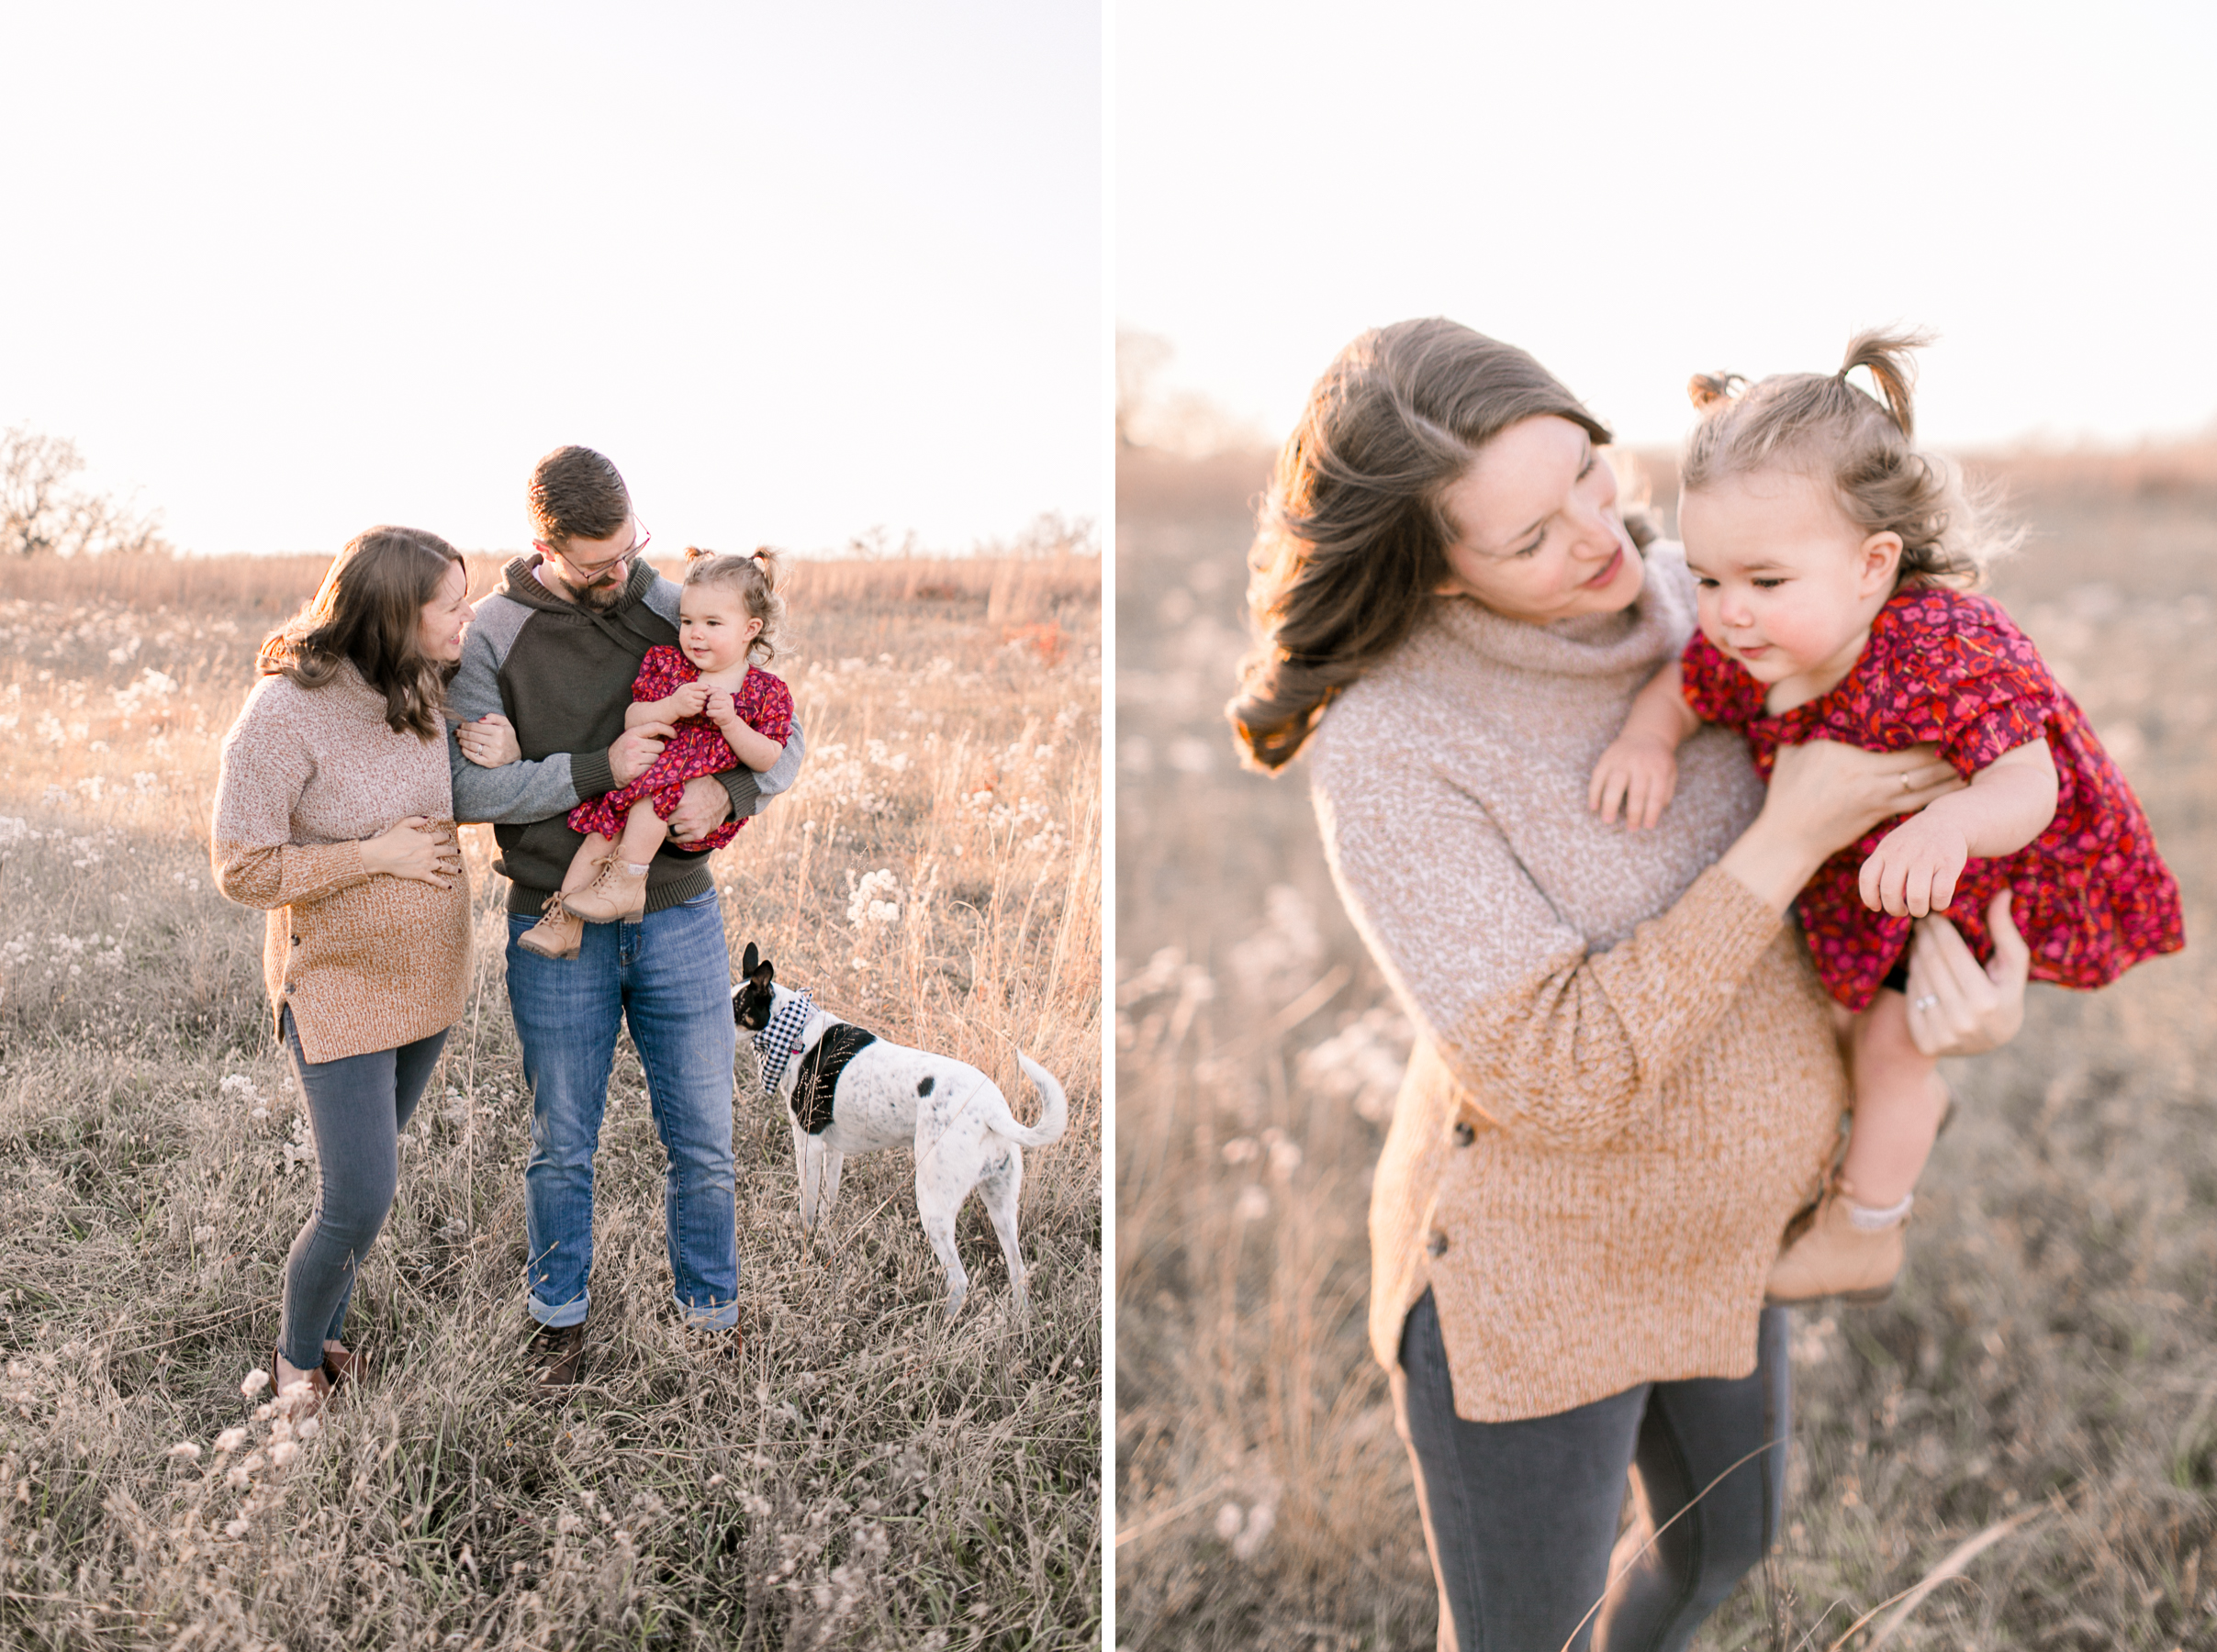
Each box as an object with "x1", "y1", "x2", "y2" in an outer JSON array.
[{"x1": 1416, "y1": 547, "x2": 1685, "y2": 681}]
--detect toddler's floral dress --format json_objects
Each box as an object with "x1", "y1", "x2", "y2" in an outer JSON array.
[
  {"x1": 1680, "y1": 586, "x2": 2183, "y2": 1010},
  {"x1": 567, "y1": 644, "x2": 794, "y2": 854}
]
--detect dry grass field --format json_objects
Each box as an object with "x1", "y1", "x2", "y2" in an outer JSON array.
[
  {"x1": 1114, "y1": 442, "x2": 2217, "y2": 1648},
  {"x1": 0, "y1": 548, "x2": 1103, "y2": 1649}
]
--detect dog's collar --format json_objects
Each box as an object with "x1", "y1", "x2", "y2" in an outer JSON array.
[{"x1": 754, "y1": 989, "x2": 815, "y2": 1093}]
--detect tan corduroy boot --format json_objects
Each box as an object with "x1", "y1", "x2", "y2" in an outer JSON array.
[
  {"x1": 517, "y1": 890, "x2": 585, "y2": 959},
  {"x1": 1764, "y1": 1179, "x2": 1907, "y2": 1305},
  {"x1": 562, "y1": 856, "x2": 649, "y2": 924}
]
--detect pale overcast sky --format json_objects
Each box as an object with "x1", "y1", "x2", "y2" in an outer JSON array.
[
  {"x1": 1118, "y1": 0, "x2": 2217, "y2": 455},
  {"x1": 1, "y1": 3, "x2": 1101, "y2": 557}
]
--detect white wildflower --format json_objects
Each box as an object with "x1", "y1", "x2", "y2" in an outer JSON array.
[
  {"x1": 241, "y1": 1367, "x2": 270, "y2": 1399},
  {"x1": 845, "y1": 868, "x2": 900, "y2": 928},
  {"x1": 269, "y1": 1441, "x2": 299, "y2": 1468},
  {"x1": 213, "y1": 1426, "x2": 249, "y2": 1453},
  {"x1": 168, "y1": 1443, "x2": 200, "y2": 1461},
  {"x1": 1232, "y1": 1497, "x2": 1278, "y2": 1561}
]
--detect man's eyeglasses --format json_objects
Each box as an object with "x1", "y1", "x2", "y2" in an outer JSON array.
[{"x1": 550, "y1": 521, "x2": 652, "y2": 582}]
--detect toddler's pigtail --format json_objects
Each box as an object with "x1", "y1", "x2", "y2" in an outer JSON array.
[
  {"x1": 1838, "y1": 328, "x2": 1931, "y2": 439},
  {"x1": 1687, "y1": 371, "x2": 1744, "y2": 414},
  {"x1": 742, "y1": 547, "x2": 786, "y2": 665}
]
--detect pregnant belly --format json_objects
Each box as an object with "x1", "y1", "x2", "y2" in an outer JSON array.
[{"x1": 290, "y1": 869, "x2": 474, "y2": 980}]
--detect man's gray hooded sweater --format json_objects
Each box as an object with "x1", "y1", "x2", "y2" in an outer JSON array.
[{"x1": 447, "y1": 554, "x2": 805, "y2": 915}]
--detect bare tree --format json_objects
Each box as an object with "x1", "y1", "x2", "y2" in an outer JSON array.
[
  {"x1": 1114, "y1": 329, "x2": 1262, "y2": 457},
  {"x1": 1, "y1": 424, "x2": 173, "y2": 557}
]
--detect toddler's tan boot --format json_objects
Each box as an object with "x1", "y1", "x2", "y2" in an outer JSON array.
[
  {"x1": 562, "y1": 856, "x2": 649, "y2": 925},
  {"x1": 1764, "y1": 1179, "x2": 1906, "y2": 1305},
  {"x1": 517, "y1": 891, "x2": 585, "y2": 959}
]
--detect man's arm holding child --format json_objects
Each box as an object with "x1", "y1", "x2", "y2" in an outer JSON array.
[
  {"x1": 447, "y1": 598, "x2": 672, "y2": 823},
  {"x1": 672, "y1": 719, "x2": 806, "y2": 843}
]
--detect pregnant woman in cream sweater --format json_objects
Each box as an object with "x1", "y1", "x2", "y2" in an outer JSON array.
[
  {"x1": 213, "y1": 526, "x2": 476, "y2": 1412},
  {"x1": 1229, "y1": 319, "x2": 2032, "y2": 1651}
]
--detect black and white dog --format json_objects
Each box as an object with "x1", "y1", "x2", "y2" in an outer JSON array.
[{"x1": 733, "y1": 943, "x2": 1068, "y2": 1315}]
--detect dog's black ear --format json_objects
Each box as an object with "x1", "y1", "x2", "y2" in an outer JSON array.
[
  {"x1": 742, "y1": 942, "x2": 760, "y2": 976},
  {"x1": 752, "y1": 957, "x2": 775, "y2": 987}
]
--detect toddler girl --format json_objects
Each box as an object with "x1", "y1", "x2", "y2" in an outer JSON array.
[
  {"x1": 516, "y1": 546, "x2": 795, "y2": 958},
  {"x1": 1590, "y1": 330, "x2": 2183, "y2": 1301}
]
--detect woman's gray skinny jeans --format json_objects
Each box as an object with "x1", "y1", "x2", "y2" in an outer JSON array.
[
  {"x1": 1394, "y1": 1289, "x2": 1790, "y2": 1652},
  {"x1": 277, "y1": 1008, "x2": 447, "y2": 1370}
]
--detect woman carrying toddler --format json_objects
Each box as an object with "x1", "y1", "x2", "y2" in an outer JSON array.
[{"x1": 1592, "y1": 330, "x2": 2183, "y2": 1302}]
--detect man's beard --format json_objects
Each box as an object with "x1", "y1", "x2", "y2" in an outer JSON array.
[{"x1": 569, "y1": 575, "x2": 625, "y2": 612}]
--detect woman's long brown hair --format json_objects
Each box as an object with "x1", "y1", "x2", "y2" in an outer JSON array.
[
  {"x1": 258, "y1": 526, "x2": 465, "y2": 740},
  {"x1": 1227, "y1": 318, "x2": 1632, "y2": 771}
]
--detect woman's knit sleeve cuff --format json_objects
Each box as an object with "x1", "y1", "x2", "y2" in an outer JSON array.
[{"x1": 1662, "y1": 862, "x2": 1790, "y2": 995}]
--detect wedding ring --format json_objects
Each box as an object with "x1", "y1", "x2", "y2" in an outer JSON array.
[
  {"x1": 1913, "y1": 994, "x2": 1940, "y2": 1012},
  {"x1": 1898, "y1": 772, "x2": 1913, "y2": 791}
]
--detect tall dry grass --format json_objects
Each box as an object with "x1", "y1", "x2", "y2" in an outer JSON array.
[
  {"x1": 0, "y1": 550, "x2": 1103, "y2": 1649},
  {"x1": 1113, "y1": 442, "x2": 2217, "y2": 1648}
]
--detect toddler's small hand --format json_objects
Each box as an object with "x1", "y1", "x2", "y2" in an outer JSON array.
[
  {"x1": 668, "y1": 682, "x2": 711, "y2": 720},
  {"x1": 703, "y1": 688, "x2": 736, "y2": 725},
  {"x1": 1858, "y1": 813, "x2": 1969, "y2": 917},
  {"x1": 1588, "y1": 735, "x2": 1678, "y2": 830}
]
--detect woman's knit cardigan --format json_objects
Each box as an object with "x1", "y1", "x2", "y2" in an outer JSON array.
[
  {"x1": 1309, "y1": 547, "x2": 1848, "y2": 1423},
  {"x1": 212, "y1": 663, "x2": 472, "y2": 1065}
]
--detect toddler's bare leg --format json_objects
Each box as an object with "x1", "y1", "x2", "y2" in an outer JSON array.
[
  {"x1": 613, "y1": 799, "x2": 670, "y2": 869},
  {"x1": 1838, "y1": 988, "x2": 1947, "y2": 1208},
  {"x1": 559, "y1": 832, "x2": 616, "y2": 895}
]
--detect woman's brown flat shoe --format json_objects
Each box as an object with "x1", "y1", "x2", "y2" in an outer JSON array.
[
  {"x1": 321, "y1": 1343, "x2": 361, "y2": 1390},
  {"x1": 273, "y1": 1345, "x2": 333, "y2": 1418}
]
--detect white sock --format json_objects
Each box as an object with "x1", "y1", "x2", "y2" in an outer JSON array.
[
  {"x1": 1845, "y1": 1191, "x2": 1914, "y2": 1232},
  {"x1": 624, "y1": 862, "x2": 652, "y2": 875}
]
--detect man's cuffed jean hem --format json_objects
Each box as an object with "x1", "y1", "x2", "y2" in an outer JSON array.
[
  {"x1": 528, "y1": 1291, "x2": 591, "y2": 1330},
  {"x1": 677, "y1": 1294, "x2": 740, "y2": 1331}
]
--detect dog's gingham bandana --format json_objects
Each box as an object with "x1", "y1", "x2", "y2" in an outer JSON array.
[{"x1": 754, "y1": 989, "x2": 815, "y2": 1094}]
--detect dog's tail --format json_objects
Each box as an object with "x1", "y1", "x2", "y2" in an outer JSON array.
[{"x1": 991, "y1": 1055, "x2": 1069, "y2": 1149}]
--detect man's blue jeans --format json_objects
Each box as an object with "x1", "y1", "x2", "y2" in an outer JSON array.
[{"x1": 506, "y1": 887, "x2": 738, "y2": 1329}]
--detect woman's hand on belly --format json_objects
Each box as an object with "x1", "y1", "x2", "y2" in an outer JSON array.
[
  {"x1": 360, "y1": 817, "x2": 462, "y2": 889},
  {"x1": 1720, "y1": 740, "x2": 1964, "y2": 914}
]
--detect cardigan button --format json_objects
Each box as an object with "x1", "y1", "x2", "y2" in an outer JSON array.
[
  {"x1": 1426, "y1": 1229, "x2": 1450, "y2": 1258},
  {"x1": 1451, "y1": 1122, "x2": 1475, "y2": 1147}
]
